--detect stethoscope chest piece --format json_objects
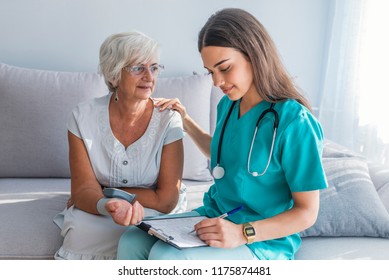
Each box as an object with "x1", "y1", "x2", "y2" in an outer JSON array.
[
  {"x1": 212, "y1": 164, "x2": 225, "y2": 179},
  {"x1": 212, "y1": 101, "x2": 278, "y2": 180}
]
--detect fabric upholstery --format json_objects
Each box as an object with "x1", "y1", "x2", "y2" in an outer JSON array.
[
  {"x1": 0, "y1": 63, "x2": 213, "y2": 181},
  {"x1": 295, "y1": 236, "x2": 389, "y2": 260},
  {"x1": 369, "y1": 162, "x2": 389, "y2": 213},
  {"x1": 0, "y1": 178, "x2": 69, "y2": 259},
  {"x1": 0, "y1": 63, "x2": 106, "y2": 178},
  {"x1": 300, "y1": 140, "x2": 389, "y2": 238},
  {"x1": 153, "y1": 74, "x2": 213, "y2": 181}
]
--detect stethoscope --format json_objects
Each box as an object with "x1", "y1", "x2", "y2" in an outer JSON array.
[{"x1": 212, "y1": 101, "x2": 279, "y2": 179}]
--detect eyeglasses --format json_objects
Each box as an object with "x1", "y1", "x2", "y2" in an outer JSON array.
[{"x1": 123, "y1": 64, "x2": 164, "y2": 77}]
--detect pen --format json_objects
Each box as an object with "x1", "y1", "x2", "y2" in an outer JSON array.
[
  {"x1": 217, "y1": 205, "x2": 244, "y2": 219},
  {"x1": 189, "y1": 205, "x2": 244, "y2": 233},
  {"x1": 137, "y1": 222, "x2": 173, "y2": 242}
]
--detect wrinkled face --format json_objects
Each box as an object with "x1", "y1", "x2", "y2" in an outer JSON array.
[
  {"x1": 116, "y1": 59, "x2": 160, "y2": 101},
  {"x1": 201, "y1": 46, "x2": 256, "y2": 101}
]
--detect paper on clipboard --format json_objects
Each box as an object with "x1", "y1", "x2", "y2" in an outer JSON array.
[{"x1": 137, "y1": 215, "x2": 208, "y2": 249}]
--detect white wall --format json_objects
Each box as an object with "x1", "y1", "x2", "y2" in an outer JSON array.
[{"x1": 0, "y1": 0, "x2": 332, "y2": 108}]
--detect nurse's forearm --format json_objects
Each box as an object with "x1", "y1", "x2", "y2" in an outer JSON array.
[
  {"x1": 183, "y1": 114, "x2": 212, "y2": 159},
  {"x1": 250, "y1": 205, "x2": 317, "y2": 243}
]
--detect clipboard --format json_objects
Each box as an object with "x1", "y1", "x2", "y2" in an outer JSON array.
[{"x1": 137, "y1": 214, "x2": 208, "y2": 249}]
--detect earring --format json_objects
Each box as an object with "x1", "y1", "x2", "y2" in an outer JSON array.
[{"x1": 114, "y1": 91, "x2": 119, "y2": 103}]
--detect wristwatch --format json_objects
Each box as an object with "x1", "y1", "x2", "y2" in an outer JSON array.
[{"x1": 243, "y1": 223, "x2": 256, "y2": 244}]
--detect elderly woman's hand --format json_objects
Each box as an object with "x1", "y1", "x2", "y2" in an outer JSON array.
[{"x1": 105, "y1": 199, "x2": 144, "y2": 226}]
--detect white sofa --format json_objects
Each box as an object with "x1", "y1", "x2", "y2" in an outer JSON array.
[{"x1": 1, "y1": 62, "x2": 389, "y2": 260}]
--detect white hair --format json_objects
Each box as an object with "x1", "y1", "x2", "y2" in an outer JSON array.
[{"x1": 99, "y1": 31, "x2": 160, "y2": 92}]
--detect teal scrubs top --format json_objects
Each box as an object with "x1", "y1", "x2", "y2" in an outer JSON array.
[{"x1": 195, "y1": 96, "x2": 328, "y2": 260}]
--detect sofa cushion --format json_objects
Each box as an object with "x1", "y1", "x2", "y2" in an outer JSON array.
[
  {"x1": 296, "y1": 236, "x2": 389, "y2": 260},
  {"x1": 0, "y1": 63, "x2": 107, "y2": 178},
  {"x1": 0, "y1": 63, "x2": 213, "y2": 181},
  {"x1": 300, "y1": 140, "x2": 389, "y2": 238},
  {"x1": 153, "y1": 74, "x2": 213, "y2": 181},
  {"x1": 184, "y1": 179, "x2": 212, "y2": 211},
  {"x1": 0, "y1": 178, "x2": 69, "y2": 259}
]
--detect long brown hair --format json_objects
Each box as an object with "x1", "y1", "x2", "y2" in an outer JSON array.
[{"x1": 198, "y1": 8, "x2": 312, "y2": 111}]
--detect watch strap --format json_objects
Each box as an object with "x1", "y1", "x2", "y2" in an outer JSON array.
[{"x1": 243, "y1": 222, "x2": 256, "y2": 244}]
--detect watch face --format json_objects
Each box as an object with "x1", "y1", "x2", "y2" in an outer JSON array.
[{"x1": 245, "y1": 227, "x2": 255, "y2": 236}]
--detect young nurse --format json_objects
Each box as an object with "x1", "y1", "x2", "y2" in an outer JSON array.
[{"x1": 117, "y1": 8, "x2": 328, "y2": 260}]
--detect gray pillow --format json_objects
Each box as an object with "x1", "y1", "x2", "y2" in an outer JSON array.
[
  {"x1": 368, "y1": 162, "x2": 389, "y2": 213},
  {"x1": 300, "y1": 153, "x2": 389, "y2": 238},
  {"x1": 322, "y1": 139, "x2": 362, "y2": 158}
]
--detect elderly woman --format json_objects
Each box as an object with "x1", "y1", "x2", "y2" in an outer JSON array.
[{"x1": 53, "y1": 31, "x2": 186, "y2": 260}]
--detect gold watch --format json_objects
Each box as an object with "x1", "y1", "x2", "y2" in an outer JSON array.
[{"x1": 243, "y1": 223, "x2": 256, "y2": 244}]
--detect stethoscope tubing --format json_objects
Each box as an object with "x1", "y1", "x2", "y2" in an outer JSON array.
[
  {"x1": 213, "y1": 100, "x2": 279, "y2": 179},
  {"x1": 215, "y1": 101, "x2": 236, "y2": 165}
]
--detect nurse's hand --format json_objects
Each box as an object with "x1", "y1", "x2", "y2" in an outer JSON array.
[
  {"x1": 105, "y1": 199, "x2": 144, "y2": 226},
  {"x1": 153, "y1": 98, "x2": 188, "y2": 120},
  {"x1": 194, "y1": 217, "x2": 247, "y2": 248}
]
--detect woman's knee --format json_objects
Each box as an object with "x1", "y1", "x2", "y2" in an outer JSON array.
[
  {"x1": 117, "y1": 227, "x2": 158, "y2": 260},
  {"x1": 148, "y1": 241, "x2": 190, "y2": 260}
]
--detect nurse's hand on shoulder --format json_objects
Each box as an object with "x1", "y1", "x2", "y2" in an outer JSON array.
[
  {"x1": 153, "y1": 98, "x2": 188, "y2": 120},
  {"x1": 194, "y1": 217, "x2": 247, "y2": 248},
  {"x1": 105, "y1": 199, "x2": 144, "y2": 226}
]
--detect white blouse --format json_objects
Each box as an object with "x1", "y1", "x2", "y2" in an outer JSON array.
[{"x1": 67, "y1": 93, "x2": 184, "y2": 190}]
